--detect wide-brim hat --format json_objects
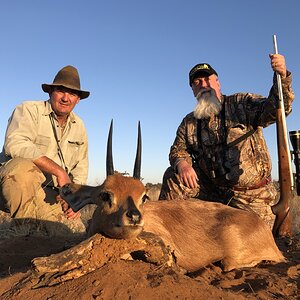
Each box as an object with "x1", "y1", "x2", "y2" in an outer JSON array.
[
  {"x1": 189, "y1": 63, "x2": 218, "y2": 86},
  {"x1": 42, "y1": 65, "x2": 90, "y2": 99}
]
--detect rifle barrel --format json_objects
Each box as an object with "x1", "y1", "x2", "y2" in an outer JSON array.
[{"x1": 272, "y1": 34, "x2": 294, "y2": 189}]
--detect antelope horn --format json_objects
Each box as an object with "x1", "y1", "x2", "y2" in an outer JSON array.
[
  {"x1": 133, "y1": 121, "x2": 142, "y2": 179},
  {"x1": 106, "y1": 119, "x2": 114, "y2": 176}
]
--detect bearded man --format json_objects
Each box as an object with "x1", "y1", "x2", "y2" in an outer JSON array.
[{"x1": 159, "y1": 55, "x2": 294, "y2": 227}]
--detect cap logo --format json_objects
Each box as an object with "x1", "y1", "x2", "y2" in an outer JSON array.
[
  {"x1": 199, "y1": 64, "x2": 209, "y2": 70},
  {"x1": 192, "y1": 64, "x2": 210, "y2": 74},
  {"x1": 189, "y1": 64, "x2": 213, "y2": 79}
]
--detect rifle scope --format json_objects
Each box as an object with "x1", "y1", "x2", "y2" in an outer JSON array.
[{"x1": 289, "y1": 130, "x2": 300, "y2": 196}]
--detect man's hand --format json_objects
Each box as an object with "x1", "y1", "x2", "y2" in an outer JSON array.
[
  {"x1": 33, "y1": 156, "x2": 72, "y2": 187},
  {"x1": 56, "y1": 170, "x2": 72, "y2": 188},
  {"x1": 56, "y1": 195, "x2": 81, "y2": 220},
  {"x1": 34, "y1": 156, "x2": 80, "y2": 219},
  {"x1": 270, "y1": 53, "x2": 287, "y2": 78},
  {"x1": 176, "y1": 160, "x2": 199, "y2": 189}
]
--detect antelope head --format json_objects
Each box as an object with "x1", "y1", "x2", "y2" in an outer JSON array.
[{"x1": 60, "y1": 120, "x2": 149, "y2": 238}]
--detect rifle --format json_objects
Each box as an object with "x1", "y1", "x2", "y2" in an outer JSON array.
[{"x1": 271, "y1": 35, "x2": 294, "y2": 237}]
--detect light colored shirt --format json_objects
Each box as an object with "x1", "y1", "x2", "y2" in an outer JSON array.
[{"x1": 0, "y1": 100, "x2": 88, "y2": 185}]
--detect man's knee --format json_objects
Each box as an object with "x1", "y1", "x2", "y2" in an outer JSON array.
[
  {"x1": 159, "y1": 167, "x2": 174, "y2": 200},
  {"x1": 159, "y1": 166, "x2": 199, "y2": 200},
  {"x1": 161, "y1": 167, "x2": 176, "y2": 182},
  {"x1": 0, "y1": 158, "x2": 45, "y2": 186},
  {"x1": 0, "y1": 158, "x2": 46, "y2": 216}
]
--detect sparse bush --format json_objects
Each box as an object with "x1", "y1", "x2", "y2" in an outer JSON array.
[{"x1": 145, "y1": 183, "x2": 162, "y2": 201}]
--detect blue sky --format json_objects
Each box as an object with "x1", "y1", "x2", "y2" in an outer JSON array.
[{"x1": 0, "y1": 0, "x2": 299, "y2": 184}]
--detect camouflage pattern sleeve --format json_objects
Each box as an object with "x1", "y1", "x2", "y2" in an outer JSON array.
[
  {"x1": 169, "y1": 113, "x2": 195, "y2": 170},
  {"x1": 272, "y1": 71, "x2": 294, "y2": 113},
  {"x1": 238, "y1": 71, "x2": 294, "y2": 129},
  {"x1": 258, "y1": 71, "x2": 294, "y2": 127}
]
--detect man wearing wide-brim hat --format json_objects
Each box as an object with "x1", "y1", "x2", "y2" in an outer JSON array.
[{"x1": 0, "y1": 65, "x2": 90, "y2": 235}]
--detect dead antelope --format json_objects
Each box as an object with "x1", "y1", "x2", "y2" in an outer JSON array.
[{"x1": 60, "y1": 121, "x2": 284, "y2": 272}]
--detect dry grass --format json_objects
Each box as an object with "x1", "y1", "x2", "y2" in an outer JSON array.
[
  {"x1": 0, "y1": 208, "x2": 93, "y2": 239},
  {"x1": 0, "y1": 211, "x2": 48, "y2": 239}
]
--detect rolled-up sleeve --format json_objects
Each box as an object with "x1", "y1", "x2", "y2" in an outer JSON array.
[{"x1": 4, "y1": 103, "x2": 45, "y2": 160}]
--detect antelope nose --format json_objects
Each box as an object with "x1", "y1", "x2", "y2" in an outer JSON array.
[{"x1": 126, "y1": 209, "x2": 141, "y2": 224}]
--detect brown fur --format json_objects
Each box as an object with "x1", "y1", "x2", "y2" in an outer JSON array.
[{"x1": 62, "y1": 173, "x2": 285, "y2": 272}]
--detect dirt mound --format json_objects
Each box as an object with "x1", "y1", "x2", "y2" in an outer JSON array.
[{"x1": 0, "y1": 232, "x2": 299, "y2": 300}]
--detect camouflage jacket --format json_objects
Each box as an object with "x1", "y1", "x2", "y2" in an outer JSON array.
[{"x1": 169, "y1": 72, "x2": 294, "y2": 188}]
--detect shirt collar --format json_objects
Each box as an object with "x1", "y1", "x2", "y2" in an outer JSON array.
[{"x1": 43, "y1": 100, "x2": 76, "y2": 123}]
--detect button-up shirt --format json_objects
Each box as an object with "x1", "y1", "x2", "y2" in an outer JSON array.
[{"x1": 0, "y1": 100, "x2": 88, "y2": 185}]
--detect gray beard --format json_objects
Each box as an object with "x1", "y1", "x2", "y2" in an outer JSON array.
[{"x1": 193, "y1": 89, "x2": 222, "y2": 119}]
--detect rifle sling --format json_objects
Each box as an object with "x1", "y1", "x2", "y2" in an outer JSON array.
[
  {"x1": 49, "y1": 113, "x2": 68, "y2": 173},
  {"x1": 226, "y1": 128, "x2": 257, "y2": 148}
]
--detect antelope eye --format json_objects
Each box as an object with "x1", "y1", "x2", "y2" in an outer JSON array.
[
  {"x1": 100, "y1": 192, "x2": 113, "y2": 207},
  {"x1": 101, "y1": 193, "x2": 110, "y2": 201}
]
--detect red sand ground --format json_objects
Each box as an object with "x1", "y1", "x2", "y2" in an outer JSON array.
[{"x1": 0, "y1": 232, "x2": 299, "y2": 300}]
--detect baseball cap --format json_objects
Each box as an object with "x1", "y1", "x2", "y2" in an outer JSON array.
[{"x1": 189, "y1": 63, "x2": 218, "y2": 86}]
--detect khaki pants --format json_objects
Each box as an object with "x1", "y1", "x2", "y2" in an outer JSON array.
[
  {"x1": 0, "y1": 158, "x2": 85, "y2": 234},
  {"x1": 159, "y1": 167, "x2": 277, "y2": 229}
]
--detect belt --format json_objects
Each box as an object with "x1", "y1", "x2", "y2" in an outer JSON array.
[{"x1": 232, "y1": 177, "x2": 271, "y2": 191}]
